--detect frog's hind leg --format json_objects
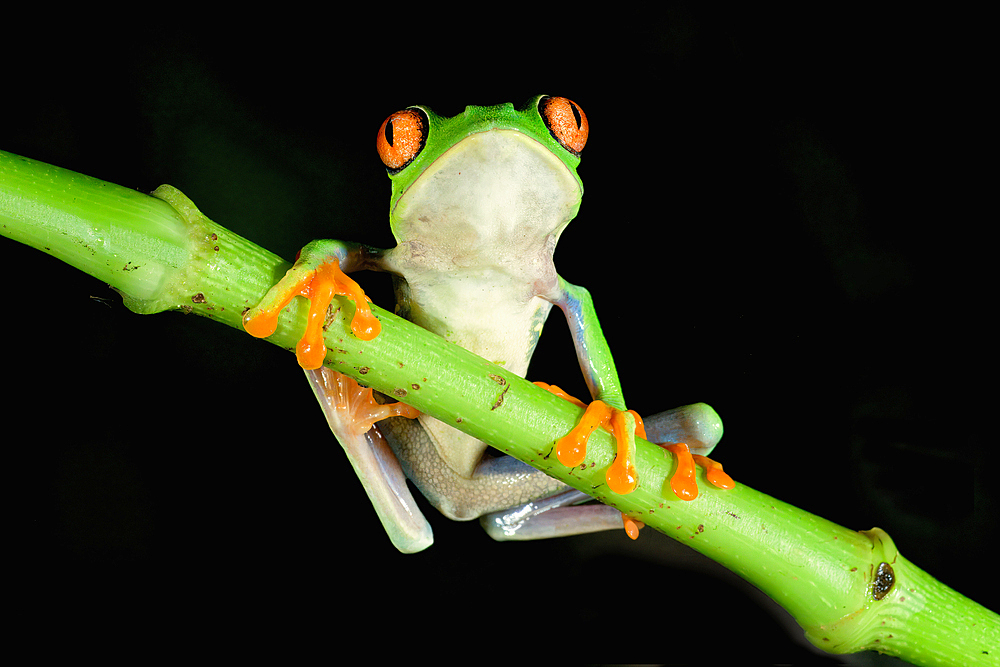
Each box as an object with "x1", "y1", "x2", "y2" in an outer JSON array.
[
  {"x1": 378, "y1": 416, "x2": 628, "y2": 540},
  {"x1": 480, "y1": 488, "x2": 627, "y2": 540},
  {"x1": 376, "y1": 402, "x2": 730, "y2": 543},
  {"x1": 377, "y1": 416, "x2": 569, "y2": 521},
  {"x1": 305, "y1": 367, "x2": 432, "y2": 553}
]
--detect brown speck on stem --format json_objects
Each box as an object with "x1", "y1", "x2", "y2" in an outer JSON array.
[{"x1": 491, "y1": 385, "x2": 509, "y2": 410}]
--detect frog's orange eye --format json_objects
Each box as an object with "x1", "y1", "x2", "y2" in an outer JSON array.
[
  {"x1": 377, "y1": 108, "x2": 428, "y2": 172},
  {"x1": 539, "y1": 96, "x2": 588, "y2": 156}
]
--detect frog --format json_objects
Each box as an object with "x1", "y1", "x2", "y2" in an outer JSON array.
[{"x1": 243, "y1": 96, "x2": 731, "y2": 553}]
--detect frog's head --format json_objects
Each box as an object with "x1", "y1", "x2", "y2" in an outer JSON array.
[{"x1": 376, "y1": 96, "x2": 588, "y2": 250}]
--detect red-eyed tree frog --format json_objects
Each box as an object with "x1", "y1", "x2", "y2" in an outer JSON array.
[{"x1": 243, "y1": 96, "x2": 731, "y2": 553}]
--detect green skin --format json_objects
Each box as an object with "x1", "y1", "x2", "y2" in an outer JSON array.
[{"x1": 246, "y1": 96, "x2": 723, "y2": 553}]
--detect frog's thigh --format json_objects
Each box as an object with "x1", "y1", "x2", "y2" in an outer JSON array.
[{"x1": 378, "y1": 416, "x2": 565, "y2": 521}]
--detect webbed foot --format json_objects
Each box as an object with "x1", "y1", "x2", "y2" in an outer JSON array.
[
  {"x1": 659, "y1": 442, "x2": 734, "y2": 501},
  {"x1": 534, "y1": 382, "x2": 641, "y2": 495},
  {"x1": 537, "y1": 383, "x2": 736, "y2": 511},
  {"x1": 243, "y1": 251, "x2": 380, "y2": 369},
  {"x1": 311, "y1": 368, "x2": 420, "y2": 434}
]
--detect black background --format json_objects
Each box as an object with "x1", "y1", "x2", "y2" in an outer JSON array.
[{"x1": 5, "y1": 7, "x2": 991, "y2": 664}]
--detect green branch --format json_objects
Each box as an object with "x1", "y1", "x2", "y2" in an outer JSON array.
[{"x1": 2, "y1": 150, "x2": 996, "y2": 666}]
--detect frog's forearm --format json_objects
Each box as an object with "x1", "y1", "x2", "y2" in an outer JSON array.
[
  {"x1": 292, "y1": 238, "x2": 387, "y2": 273},
  {"x1": 3, "y1": 152, "x2": 996, "y2": 665},
  {"x1": 552, "y1": 277, "x2": 626, "y2": 410}
]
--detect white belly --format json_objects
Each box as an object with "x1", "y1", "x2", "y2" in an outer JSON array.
[{"x1": 390, "y1": 267, "x2": 555, "y2": 478}]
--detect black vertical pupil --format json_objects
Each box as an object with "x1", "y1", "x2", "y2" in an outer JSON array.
[
  {"x1": 570, "y1": 102, "x2": 581, "y2": 130},
  {"x1": 385, "y1": 120, "x2": 394, "y2": 147}
]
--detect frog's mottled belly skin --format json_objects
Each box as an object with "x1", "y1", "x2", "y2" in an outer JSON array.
[{"x1": 378, "y1": 414, "x2": 565, "y2": 521}]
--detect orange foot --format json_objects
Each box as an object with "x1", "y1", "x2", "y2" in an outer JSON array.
[
  {"x1": 660, "y1": 442, "x2": 735, "y2": 501},
  {"x1": 535, "y1": 382, "x2": 736, "y2": 506},
  {"x1": 243, "y1": 258, "x2": 380, "y2": 369},
  {"x1": 534, "y1": 382, "x2": 641, "y2": 495},
  {"x1": 621, "y1": 513, "x2": 645, "y2": 540},
  {"x1": 315, "y1": 368, "x2": 420, "y2": 434}
]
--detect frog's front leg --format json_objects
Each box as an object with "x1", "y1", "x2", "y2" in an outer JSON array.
[
  {"x1": 544, "y1": 277, "x2": 641, "y2": 493},
  {"x1": 545, "y1": 277, "x2": 734, "y2": 503},
  {"x1": 243, "y1": 240, "x2": 384, "y2": 369}
]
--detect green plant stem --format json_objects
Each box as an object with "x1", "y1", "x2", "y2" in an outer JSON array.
[{"x1": 2, "y1": 150, "x2": 996, "y2": 666}]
